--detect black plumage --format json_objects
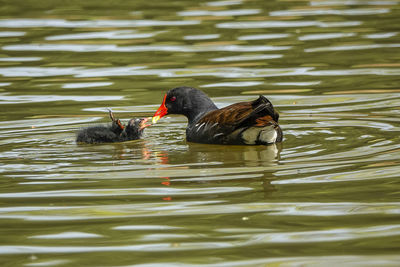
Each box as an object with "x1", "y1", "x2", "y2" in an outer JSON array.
[
  {"x1": 152, "y1": 86, "x2": 282, "y2": 145},
  {"x1": 76, "y1": 109, "x2": 149, "y2": 144}
]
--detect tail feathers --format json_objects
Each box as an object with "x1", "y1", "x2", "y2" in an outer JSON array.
[{"x1": 251, "y1": 95, "x2": 279, "y2": 122}]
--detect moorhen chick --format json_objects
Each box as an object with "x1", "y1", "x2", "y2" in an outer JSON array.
[
  {"x1": 76, "y1": 109, "x2": 150, "y2": 144},
  {"x1": 152, "y1": 86, "x2": 282, "y2": 145}
]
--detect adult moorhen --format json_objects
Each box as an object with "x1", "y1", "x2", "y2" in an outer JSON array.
[
  {"x1": 152, "y1": 86, "x2": 282, "y2": 145},
  {"x1": 76, "y1": 109, "x2": 150, "y2": 144}
]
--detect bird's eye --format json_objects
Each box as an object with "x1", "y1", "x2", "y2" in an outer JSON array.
[{"x1": 170, "y1": 96, "x2": 176, "y2": 102}]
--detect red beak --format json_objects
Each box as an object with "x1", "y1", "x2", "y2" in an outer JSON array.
[{"x1": 152, "y1": 94, "x2": 168, "y2": 124}]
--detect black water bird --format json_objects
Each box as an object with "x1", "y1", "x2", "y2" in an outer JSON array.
[
  {"x1": 76, "y1": 109, "x2": 150, "y2": 144},
  {"x1": 152, "y1": 86, "x2": 282, "y2": 145}
]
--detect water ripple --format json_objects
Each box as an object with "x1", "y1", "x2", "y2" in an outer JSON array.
[
  {"x1": 61, "y1": 82, "x2": 113, "y2": 89},
  {"x1": 305, "y1": 43, "x2": 400, "y2": 52},
  {"x1": 0, "y1": 66, "x2": 313, "y2": 78},
  {"x1": 0, "y1": 19, "x2": 200, "y2": 28},
  {"x1": 132, "y1": 255, "x2": 400, "y2": 267},
  {"x1": 3, "y1": 43, "x2": 291, "y2": 52},
  {"x1": 299, "y1": 32, "x2": 356, "y2": 41},
  {"x1": 0, "y1": 31, "x2": 25, "y2": 37},
  {"x1": 45, "y1": 30, "x2": 164, "y2": 41},
  {"x1": 217, "y1": 20, "x2": 362, "y2": 29},
  {"x1": 224, "y1": 224, "x2": 400, "y2": 243},
  {"x1": 209, "y1": 54, "x2": 282, "y2": 62},
  {"x1": 238, "y1": 33, "x2": 291, "y2": 40},
  {"x1": 0, "y1": 117, "x2": 101, "y2": 129},
  {"x1": 183, "y1": 34, "x2": 220, "y2": 40},
  {"x1": 201, "y1": 81, "x2": 263, "y2": 88},
  {"x1": 363, "y1": 32, "x2": 398, "y2": 39},
  {"x1": 0, "y1": 202, "x2": 399, "y2": 221},
  {"x1": 178, "y1": 9, "x2": 261, "y2": 17},
  {"x1": 270, "y1": 8, "x2": 390, "y2": 16},
  {"x1": 310, "y1": 0, "x2": 399, "y2": 6},
  {"x1": 274, "y1": 165, "x2": 400, "y2": 184},
  {"x1": 206, "y1": 0, "x2": 243, "y2": 6},
  {"x1": 0, "y1": 56, "x2": 42, "y2": 62},
  {"x1": 0, "y1": 186, "x2": 253, "y2": 198},
  {"x1": 0, "y1": 93, "x2": 123, "y2": 104},
  {"x1": 30, "y1": 232, "x2": 103, "y2": 239}
]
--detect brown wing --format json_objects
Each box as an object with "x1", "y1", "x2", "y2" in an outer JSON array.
[
  {"x1": 198, "y1": 95, "x2": 278, "y2": 127},
  {"x1": 197, "y1": 101, "x2": 254, "y2": 127}
]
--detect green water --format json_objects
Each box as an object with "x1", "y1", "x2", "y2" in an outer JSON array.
[{"x1": 1, "y1": 0, "x2": 400, "y2": 266}]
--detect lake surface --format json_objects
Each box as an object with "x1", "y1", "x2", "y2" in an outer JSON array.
[{"x1": 1, "y1": 0, "x2": 400, "y2": 266}]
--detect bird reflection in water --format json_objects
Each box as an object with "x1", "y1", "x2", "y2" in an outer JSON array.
[
  {"x1": 106, "y1": 138, "x2": 282, "y2": 202},
  {"x1": 154, "y1": 142, "x2": 281, "y2": 201},
  {"x1": 179, "y1": 142, "x2": 281, "y2": 166}
]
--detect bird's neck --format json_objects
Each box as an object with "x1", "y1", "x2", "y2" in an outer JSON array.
[{"x1": 185, "y1": 98, "x2": 218, "y2": 125}]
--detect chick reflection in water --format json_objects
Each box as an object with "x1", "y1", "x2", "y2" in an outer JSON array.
[{"x1": 76, "y1": 109, "x2": 151, "y2": 144}]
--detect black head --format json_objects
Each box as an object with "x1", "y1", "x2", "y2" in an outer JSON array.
[
  {"x1": 152, "y1": 86, "x2": 218, "y2": 123},
  {"x1": 123, "y1": 118, "x2": 149, "y2": 140}
]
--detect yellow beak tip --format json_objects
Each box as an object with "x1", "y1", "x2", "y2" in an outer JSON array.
[{"x1": 152, "y1": 116, "x2": 160, "y2": 124}]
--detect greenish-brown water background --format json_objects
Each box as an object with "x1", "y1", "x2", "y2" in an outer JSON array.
[{"x1": 1, "y1": 0, "x2": 400, "y2": 266}]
